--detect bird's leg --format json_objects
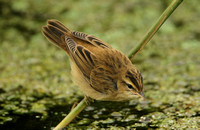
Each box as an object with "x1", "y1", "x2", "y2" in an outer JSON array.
[
  {"x1": 70, "y1": 101, "x2": 78, "y2": 111},
  {"x1": 84, "y1": 95, "x2": 94, "y2": 105}
]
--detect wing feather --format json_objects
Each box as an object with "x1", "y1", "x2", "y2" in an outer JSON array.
[
  {"x1": 72, "y1": 31, "x2": 112, "y2": 49},
  {"x1": 90, "y1": 67, "x2": 117, "y2": 94},
  {"x1": 65, "y1": 36, "x2": 96, "y2": 81}
]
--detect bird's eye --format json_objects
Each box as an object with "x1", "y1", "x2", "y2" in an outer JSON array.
[
  {"x1": 127, "y1": 84, "x2": 133, "y2": 89},
  {"x1": 127, "y1": 84, "x2": 137, "y2": 92}
]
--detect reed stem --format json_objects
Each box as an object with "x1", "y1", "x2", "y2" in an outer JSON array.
[
  {"x1": 53, "y1": 99, "x2": 86, "y2": 130},
  {"x1": 128, "y1": 0, "x2": 183, "y2": 60}
]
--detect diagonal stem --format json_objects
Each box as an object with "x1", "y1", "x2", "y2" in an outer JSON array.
[
  {"x1": 53, "y1": 99, "x2": 87, "y2": 130},
  {"x1": 128, "y1": 0, "x2": 183, "y2": 60}
]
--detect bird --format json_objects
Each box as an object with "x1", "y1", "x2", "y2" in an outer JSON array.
[{"x1": 42, "y1": 20, "x2": 144, "y2": 101}]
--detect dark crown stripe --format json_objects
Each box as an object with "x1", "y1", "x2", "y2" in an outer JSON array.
[
  {"x1": 129, "y1": 76, "x2": 140, "y2": 90},
  {"x1": 126, "y1": 71, "x2": 140, "y2": 91}
]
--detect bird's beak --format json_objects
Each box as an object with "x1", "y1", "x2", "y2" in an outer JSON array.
[
  {"x1": 130, "y1": 90, "x2": 145, "y2": 99},
  {"x1": 137, "y1": 92, "x2": 145, "y2": 99}
]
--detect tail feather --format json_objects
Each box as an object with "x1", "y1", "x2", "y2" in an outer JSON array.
[
  {"x1": 48, "y1": 20, "x2": 71, "y2": 33},
  {"x1": 42, "y1": 20, "x2": 72, "y2": 53},
  {"x1": 42, "y1": 27, "x2": 61, "y2": 45}
]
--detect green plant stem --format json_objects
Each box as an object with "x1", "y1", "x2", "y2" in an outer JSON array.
[
  {"x1": 128, "y1": 0, "x2": 183, "y2": 60},
  {"x1": 53, "y1": 99, "x2": 87, "y2": 130},
  {"x1": 54, "y1": 0, "x2": 183, "y2": 129}
]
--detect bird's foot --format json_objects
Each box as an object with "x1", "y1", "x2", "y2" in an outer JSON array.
[{"x1": 84, "y1": 96, "x2": 94, "y2": 105}]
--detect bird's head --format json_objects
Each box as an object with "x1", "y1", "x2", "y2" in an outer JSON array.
[{"x1": 116, "y1": 66, "x2": 144, "y2": 100}]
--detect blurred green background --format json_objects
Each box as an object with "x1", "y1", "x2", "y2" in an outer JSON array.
[{"x1": 0, "y1": 0, "x2": 200, "y2": 129}]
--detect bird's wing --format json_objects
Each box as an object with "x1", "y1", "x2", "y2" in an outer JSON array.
[
  {"x1": 65, "y1": 36, "x2": 96, "y2": 80},
  {"x1": 71, "y1": 31, "x2": 112, "y2": 49},
  {"x1": 90, "y1": 66, "x2": 117, "y2": 94},
  {"x1": 43, "y1": 20, "x2": 116, "y2": 94}
]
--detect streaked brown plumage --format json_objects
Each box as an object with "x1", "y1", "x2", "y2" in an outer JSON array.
[{"x1": 42, "y1": 20, "x2": 144, "y2": 101}]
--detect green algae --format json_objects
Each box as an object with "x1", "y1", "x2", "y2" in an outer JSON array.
[{"x1": 0, "y1": 0, "x2": 200, "y2": 129}]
